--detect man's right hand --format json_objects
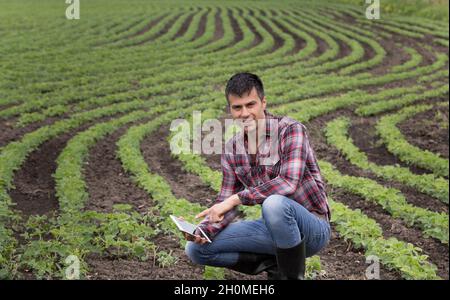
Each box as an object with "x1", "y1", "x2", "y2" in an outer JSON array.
[
  {"x1": 182, "y1": 232, "x2": 208, "y2": 244},
  {"x1": 179, "y1": 217, "x2": 209, "y2": 244}
]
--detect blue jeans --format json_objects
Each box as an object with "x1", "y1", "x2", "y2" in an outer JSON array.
[{"x1": 185, "y1": 194, "x2": 331, "y2": 267}]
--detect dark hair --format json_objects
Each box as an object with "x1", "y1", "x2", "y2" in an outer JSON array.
[{"x1": 225, "y1": 72, "x2": 264, "y2": 104}]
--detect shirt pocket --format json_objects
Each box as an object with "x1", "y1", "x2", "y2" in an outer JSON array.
[
  {"x1": 264, "y1": 158, "x2": 281, "y2": 180},
  {"x1": 235, "y1": 165, "x2": 252, "y2": 188}
]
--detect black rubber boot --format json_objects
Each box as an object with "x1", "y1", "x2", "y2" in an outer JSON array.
[
  {"x1": 275, "y1": 239, "x2": 306, "y2": 280},
  {"x1": 227, "y1": 252, "x2": 277, "y2": 276}
]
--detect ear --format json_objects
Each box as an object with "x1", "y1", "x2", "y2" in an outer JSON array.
[{"x1": 261, "y1": 96, "x2": 267, "y2": 110}]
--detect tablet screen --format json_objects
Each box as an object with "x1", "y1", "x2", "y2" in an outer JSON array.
[
  {"x1": 170, "y1": 215, "x2": 197, "y2": 235},
  {"x1": 170, "y1": 215, "x2": 212, "y2": 243}
]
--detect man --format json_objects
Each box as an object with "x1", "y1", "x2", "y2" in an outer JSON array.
[{"x1": 184, "y1": 72, "x2": 331, "y2": 280}]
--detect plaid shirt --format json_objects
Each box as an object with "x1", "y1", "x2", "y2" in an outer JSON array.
[{"x1": 197, "y1": 111, "x2": 330, "y2": 240}]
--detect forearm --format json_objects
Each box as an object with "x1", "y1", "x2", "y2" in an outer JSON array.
[{"x1": 237, "y1": 176, "x2": 298, "y2": 205}]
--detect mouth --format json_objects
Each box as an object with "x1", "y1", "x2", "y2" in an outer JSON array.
[
  {"x1": 241, "y1": 119, "x2": 255, "y2": 126},
  {"x1": 241, "y1": 119, "x2": 256, "y2": 132}
]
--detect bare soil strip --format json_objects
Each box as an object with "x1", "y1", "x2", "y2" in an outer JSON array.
[
  {"x1": 271, "y1": 18, "x2": 306, "y2": 55},
  {"x1": 212, "y1": 7, "x2": 224, "y2": 42},
  {"x1": 126, "y1": 13, "x2": 170, "y2": 39},
  {"x1": 256, "y1": 17, "x2": 283, "y2": 53},
  {"x1": 242, "y1": 17, "x2": 263, "y2": 51},
  {"x1": 0, "y1": 115, "x2": 65, "y2": 148},
  {"x1": 136, "y1": 13, "x2": 184, "y2": 46},
  {"x1": 172, "y1": 10, "x2": 197, "y2": 40},
  {"x1": 227, "y1": 8, "x2": 244, "y2": 47},
  {"x1": 397, "y1": 105, "x2": 449, "y2": 159},
  {"x1": 191, "y1": 8, "x2": 210, "y2": 42}
]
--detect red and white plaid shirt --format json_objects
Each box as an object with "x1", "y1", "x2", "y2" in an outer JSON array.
[{"x1": 198, "y1": 111, "x2": 330, "y2": 240}]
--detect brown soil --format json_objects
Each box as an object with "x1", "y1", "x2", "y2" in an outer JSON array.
[
  {"x1": 172, "y1": 9, "x2": 197, "y2": 40},
  {"x1": 242, "y1": 18, "x2": 263, "y2": 51},
  {"x1": 271, "y1": 18, "x2": 305, "y2": 55},
  {"x1": 84, "y1": 119, "x2": 155, "y2": 214},
  {"x1": 281, "y1": 15, "x2": 330, "y2": 59},
  {"x1": 334, "y1": 36, "x2": 353, "y2": 60},
  {"x1": 9, "y1": 135, "x2": 61, "y2": 217},
  {"x1": 86, "y1": 234, "x2": 205, "y2": 280},
  {"x1": 398, "y1": 105, "x2": 449, "y2": 159},
  {"x1": 212, "y1": 7, "x2": 224, "y2": 42},
  {"x1": 228, "y1": 9, "x2": 244, "y2": 47},
  {"x1": 127, "y1": 13, "x2": 169, "y2": 39},
  {"x1": 135, "y1": 13, "x2": 184, "y2": 46},
  {"x1": 0, "y1": 115, "x2": 64, "y2": 148},
  {"x1": 140, "y1": 125, "x2": 216, "y2": 207},
  {"x1": 9, "y1": 113, "x2": 126, "y2": 218},
  {"x1": 289, "y1": 10, "x2": 352, "y2": 60},
  {"x1": 191, "y1": 8, "x2": 210, "y2": 42},
  {"x1": 369, "y1": 39, "x2": 409, "y2": 76},
  {"x1": 349, "y1": 116, "x2": 431, "y2": 175},
  {"x1": 256, "y1": 17, "x2": 284, "y2": 53}
]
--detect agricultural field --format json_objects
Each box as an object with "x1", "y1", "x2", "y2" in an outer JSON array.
[{"x1": 0, "y1": 0, "x2": 448, "y2": 280}]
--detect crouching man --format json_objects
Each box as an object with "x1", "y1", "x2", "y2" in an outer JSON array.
[{"x1": 184, "y1": 73, "x2": 331, "y2": 280}]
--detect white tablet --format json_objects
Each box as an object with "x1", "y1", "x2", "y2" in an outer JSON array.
[{"x1": 170, "y1": 215, "x2": 212, "y2": 243}]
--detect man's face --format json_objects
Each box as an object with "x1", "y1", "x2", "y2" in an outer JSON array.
[{"x1": 228, "y1": 87, "x2": 267, "y2": 133}]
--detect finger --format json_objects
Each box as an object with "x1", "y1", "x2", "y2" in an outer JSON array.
[
  {"x1": 196, "y1": 209, "x2": 209, "y2": 219},
  {"x1": 209, "y1": 214, "x2": 218, "y2": 223},
  {"x1": 211, "y1": 214, "x2": 223, "y2": 223},
  {"x1": 184, "y1": 233, "x2": 194, "y2": 242}
]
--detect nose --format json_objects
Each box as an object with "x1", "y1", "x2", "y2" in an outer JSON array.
[{"x1": 241, "y1": 106, "x2": 250, "y2": 118}]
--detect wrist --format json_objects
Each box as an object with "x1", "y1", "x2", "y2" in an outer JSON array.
[{"x1": 230, "y1": 194, "x2": 241, "y2": 207}]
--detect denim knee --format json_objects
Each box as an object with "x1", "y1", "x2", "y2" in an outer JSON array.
[
  {"x1": 262, "y1": 194, "x2": 293, "y2": 225},
  {"x1": 185, "y1": 241, "x2": 205, "y2": 265}
]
